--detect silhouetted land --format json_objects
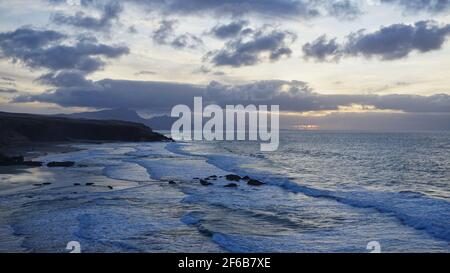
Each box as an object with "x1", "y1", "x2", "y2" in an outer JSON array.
[{"x1": 0, "y1": 111, "x2": 170, "y2": 155}]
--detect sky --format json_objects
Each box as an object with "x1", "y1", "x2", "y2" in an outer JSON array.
[{"x1": 0, "y1": 0, "x2": 450, "y2": 131}]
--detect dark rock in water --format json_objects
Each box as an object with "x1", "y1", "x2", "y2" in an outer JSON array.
[
  {"x1": 47, "y1": 161, "x2": 75, "y2": 167},
  {"x1": 200, "y1": 179, "x2": 213, "y2": 186},
  {"x1": 33, "y1": 184, "x2": 42, "y2": 186},
  {"x1": 168, "y1": 180, "x2": 176, "y2": 185},
  {"x1": 224, "y1": 183, "x2": 238, "y2": 188},
  {"x1": 247, "y1": 179, "x2": 265, "y2": 186},
  {"x1": 107, "y1": 186, "x2": 114, "y2": 190},
  {"x1": 242, "y1": 176, "x2": 251, "y2": 181},
  {"x1": 85, "y1": 182, "x2": 94, "y2": 186},
  {"x1": 225, "y1": 174, "x2": 241, "y2": 181},
  {"x1": 73, "y1": 183, "x2": 80, "y2": 186},
  {"x1": 209, "y1": 175, "x2": 217, "y2": 178},
  {"x1": 42, "y1": 182, "x2": 52, "y2": 185},
  {"x1": 193, "y1": 177, "x2": 199, "y2": 180}
]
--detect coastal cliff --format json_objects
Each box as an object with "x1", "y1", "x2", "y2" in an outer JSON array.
[{"x1": 0, "y1": 111, "x2": 170, "y2": 149}]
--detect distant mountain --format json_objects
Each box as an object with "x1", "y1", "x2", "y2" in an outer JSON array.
[
  {"x1": 58, "y1": 108, "x2": 147, "y2": 124},
  {"x1": 58, "y1": 108, "x2": 176, "y2": 130},
  {"x1": 145, "y1": 115, "x2": 177, "y2": 130}
]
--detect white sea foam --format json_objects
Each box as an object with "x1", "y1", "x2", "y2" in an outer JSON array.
[
  {"x1": 168, "y1": 140, "x2": 450, "y2": 244},
  {"x1": 103, "y1": 162, "x2": 152, "y2": 182},
  {"x1": 2, "y1": 134, "x2": 449, "y2": 252}
]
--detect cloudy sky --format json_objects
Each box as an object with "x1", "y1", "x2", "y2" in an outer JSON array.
[{"x1": 0, "y1": 0, "x2": 450, "y2": 130}]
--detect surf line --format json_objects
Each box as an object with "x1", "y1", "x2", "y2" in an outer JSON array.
[{"x1": 171, "y1": 97, "x2": 279, "y2": 152}]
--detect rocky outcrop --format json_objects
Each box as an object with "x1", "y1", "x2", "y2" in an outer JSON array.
[
  {"x1": 200, "y1": 179, "x2": 213, "y2": 186},
  {"x1": 195, "y1": 174, "x2": 266, "y2": 188},
  {"x1": 247, "y1": 179, "x2": 265, "y2": 186},
  {"x1": 225, "y1": 174, "x2": 241, "y2": 181},
  {"x1": 47, "y1": 161, "x2": 75, "y2": 167}
]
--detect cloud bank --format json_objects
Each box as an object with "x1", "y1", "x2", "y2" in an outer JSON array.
[
  {"x1": 208, "y1": 26, "x2": 297, "y2": 67},
  {"x1": 51, "y1": 1, "x2": 123, "y2": 31},
  {"x1": 152, "y1": 20, "x2": 203, "y2": 49},
  {"x1": 14, "y1": 79, "x2": 450, "y2": 114},
  {"x1": 381, "y1": 0, "x2": 450, "y2": 13},
  {"x1": 303, "y1": 20, "x2": 450, "y2": 61},
  {"x1": 0, "y1": 27, "x2": 129, "y2": 74},
  {"x1": 210, "y1": 20, "x2": 250, "y2": 39}
]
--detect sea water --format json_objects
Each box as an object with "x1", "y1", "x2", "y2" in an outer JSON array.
[{"x1": 0, "y1": 130, "x2": 449, "y2": 252}]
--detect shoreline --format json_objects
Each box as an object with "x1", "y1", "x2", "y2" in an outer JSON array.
[
  {"x1": 0, "y1": 142, "x2": 85, "y2": 176},
  {"x1": 1, "y1": 142, "x2": 83, "y2": 159}
]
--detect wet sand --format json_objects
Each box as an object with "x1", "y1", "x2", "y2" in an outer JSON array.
[{"x1": 1, "y1": 142, "x2": 83, "y2": 161}]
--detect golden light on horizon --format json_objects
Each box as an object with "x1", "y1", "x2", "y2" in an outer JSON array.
[
  {"x1": 292, "y1": 124, "x2": 320, "y2": 130},
  {"x1": 281, "y1": 104, "x2": 405, "y2": 118}
]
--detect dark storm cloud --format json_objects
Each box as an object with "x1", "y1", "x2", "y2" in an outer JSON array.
[
  {"x1": 15, "y1": 79, "x2": 205, "y2": 111},
  {"x1": 0, "y1": 27, "x2": 129, "y2": 73},
  {"x1": 303, "y1": 35, "x2": 341, "y2": 61},
  {"x1": 127, "y1": 0, "x2": 364, "y2": 20},
  {"x1": 37, "y1": 71, "x2": 94, "y2": 87},
  {"x1": 130, "y1": 0, "x2": 320, "y2": 18},
  {"x1": 171, "y1": 34, "x2": 203, "y2": 49},
  {"x1": 46, "y1": 0, "x2": 364, "y2": 22},
  {"x1": 152, "y1": 20, "x2": 203, "y2": 49},
  {"x1": 48, "y1": 0, "x2": 96, "y2": 6},
  {"x1": 303, "y1": 20, "x2": 450, "y2": 62},
  {"x1": 206, "y1": 81, "x2": 450, "y2": 113},
  {"x1": 15, "y1": 78, "x2": 450, "y2": 114},
  {"x1": 23, "y1": 42, "x2": 129, "y2": 72},
  {"x1": 0, "y1": 28, "x2": 65, "y2": 50},
  {"x1": 152, "y1": 20, "x2": 175, "y2": 44},
  {"x1": 345, "y1": 21, "x2": 450, "y2": 60},
  {"x1": 210, "y1": 20, "x2": 249, "y2": 39},
  {"x1": 208, "y1": 28, "x2": 296, "y2": 67},
  {"x1": 381, "y1": 0, "x2": 450, "y2": 13},
  {"x1": 366, "y1": 93, "x2": 450, "y2": 113},
  {"x1": 51, "y1": 1, "x2": 123, "y2": 31}
]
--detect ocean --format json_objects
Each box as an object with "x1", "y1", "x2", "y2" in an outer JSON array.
[{"x1": 0, "y1": 130, "x2": 449, "y2": 252}]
